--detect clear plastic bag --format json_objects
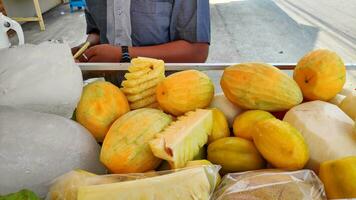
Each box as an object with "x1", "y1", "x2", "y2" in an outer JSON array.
[
  {"x1": 212, "y1": 169, "x2": 327, "y2": 200},
  {"x1": 46, "y1": 165, "x2": 221, "y2": 200}
]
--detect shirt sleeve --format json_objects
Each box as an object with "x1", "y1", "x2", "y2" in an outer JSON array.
[
  {"x1": 85, "y1": 9, "x2": 100, "y2": 35},
  {"x1": 170, "y1": 0, "x2": 211, "y2": 44}
]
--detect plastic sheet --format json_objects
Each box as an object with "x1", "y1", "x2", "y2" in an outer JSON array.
[
  {"x1": 0, "y1": 43, "x2": 83, "y2": 118},
  {"x1": 212, "y1": 169, "x2": 327, "y2": 200},
  {"x1": 46, "y1": 165, "x2": 221, "y2": 200}
]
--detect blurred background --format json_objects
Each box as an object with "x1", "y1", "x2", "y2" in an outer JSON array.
[{"x1": 2, "y1": 0, "x2": 356, "y2": 63}]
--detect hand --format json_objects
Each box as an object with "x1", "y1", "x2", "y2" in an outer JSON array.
[
  {"x1": 78, "y1": 44, "x2": 122, "y2": 63},
  {"x1": 71, "y1": 45, "x2": 82, "y2": 56}
]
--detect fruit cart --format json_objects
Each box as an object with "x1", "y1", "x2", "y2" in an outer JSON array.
[
  {"x1": 79, "y1": 63, "x2": 356, "y2": 92},
  {"x1": 1, "y1": 44, "x2": 356, "y2": 199}
]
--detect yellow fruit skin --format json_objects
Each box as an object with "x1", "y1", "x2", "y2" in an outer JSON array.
[
  {"x1": 252, "y1": 118, "x2": 309, "y2": 170},
  {"x1": 208, "y1": 108, "x2": 230, "y2": 143},
  {"x1": 76, "y1": 81, "x2": 130, "y2": 142},
  {"x1": 207, "y1": 137, "x2": 265, "y2": 173},
  {"x1": 233, "y1": 110, "x2": 275, "y2": 140},
  {"x1": 186, "y1": 160, "x2": 213, "y2": 167},
  {"x1": 294, "y1": 49, "x2": 346, "y2": 101},
  {"x1": 221, "y1": 63, "x2": 303, "y2": 111},
  {"x1": 156, "y1": 70, "x2": 214, "y2": 116},
  {"x1": 339, "y1": 92, "x2": 356, "y2": 120},
  {"x1": 100, "y1": 108, "x2": 172, "y2": 173},
  {"x1": 319, "y1": 156, "x2": 356, "y2": 199}
]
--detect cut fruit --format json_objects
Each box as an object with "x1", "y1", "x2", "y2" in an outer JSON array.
[
  {"x1": 76, "y1": 81, "x2": 130, "y2": 142},
  {"x1": 283, "y1": 100, "x2": 356, "y2": 171},
  {"x1": 129, "y1": 95, "x2": 156, "y2": 110},
  {"x1": 121, "y1": 57, "x2": 165, "y2": 109},
  {"x1": 100, "y1": 108, "x2": 172, "y2": 173},
  {"x1": 126, "y1": 87, "x2": 157, "y2": 102},
  {"x1": 77, "y1": 167, "x2": 212, "y2": 200},
  {"x1": 156, "y1": 70, "x2": 214, "y2": 116},
  {"x1": 150, "y1": 109, "x2": 213, "y2": 168}
]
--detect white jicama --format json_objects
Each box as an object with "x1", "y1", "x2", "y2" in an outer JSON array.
[
  {"x1": 283, "y1": 101, "x2": 356, "y2": 171},
  {"x1": 0, "y1": 43, "x2": 83, "y2": 118},
  {"x1": 209, "y1": 93, "x2": 244, "y2": 127},
  {"x1": 0, "y1": 106, "x2": 105, "y2": 197}
]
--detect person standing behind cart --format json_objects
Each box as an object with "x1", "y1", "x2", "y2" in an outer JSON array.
[{"x1": 72, "y1": 0, "x2": 211, "y2": 63}]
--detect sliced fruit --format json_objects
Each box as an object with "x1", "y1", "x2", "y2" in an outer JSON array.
[
  {"x1": 129, "y1": 95, "x2": 156, "y2": 110},
  {"x1": 121, "y1": 57, "x2": 165, "y2": 109},
  {"x1": 101, "y1": 108, "x2": 172, "y2": 173},
  {"x1": 150, "y1": 109, "x2": 213, "y2": 168},
  {"x1": 121, "y1": 76, "x2": 164, "y2": 95}
]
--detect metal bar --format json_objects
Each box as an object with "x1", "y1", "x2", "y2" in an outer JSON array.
[{"x1": 79, "y1": 63, "x2": 356, "y2": 71}]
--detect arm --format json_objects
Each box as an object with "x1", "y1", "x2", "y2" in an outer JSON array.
[
  {"x1": 130, "y1": 40, "x2": 209, "y2": 63},
  {"x1": 79, "y1": 40, "x2": 209, "y2": 63}
]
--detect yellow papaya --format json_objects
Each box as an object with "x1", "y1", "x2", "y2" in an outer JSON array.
[
  {"x1": 76, "y1": 81, "x2": 130, "y2": 142},
  {"x1": 319, "y1": 156, "x2": 356, "y2": 199},
  {"x1": 252, "y1": 118, "x2": 309, "y2": 170},
  {"x1": 101, "y1": 108, "x2": 172, "y2": 173},
  {"x1": 233, "y1": 110, "x2": 275, "y2": 140},
  {"x1": 294, "y1": 49, "x2": 346, "y2": 101},
  {"x1": 207, "y1": 137, "x2": 265, "y2": 173},
  {"x1": 221, "y1": 63, "x2": 303, "y2": 111},
  {"x1": 156, "y1": 70, "x2": 214, "y2": 116},
  {"x1": 208, "y1": 108, "x2": 230, "y2": 143}
]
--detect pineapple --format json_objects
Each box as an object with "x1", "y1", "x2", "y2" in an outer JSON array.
[{"x1": 121, "y1": 57, "x2": 165, "y2": 109}]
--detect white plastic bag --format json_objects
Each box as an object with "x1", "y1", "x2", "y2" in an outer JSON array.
[
  {"x1": 46, "y1": 165, "x2": 221, "y2": 200},
  {"x1": 0, "y1": 43, "x2": 83, "y2": 118},
  {"x1": 212, "y1": 169, "x2": 327, "y2": 200}
]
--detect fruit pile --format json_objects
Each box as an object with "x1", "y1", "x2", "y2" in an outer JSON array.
[
  {"x1": 1, "y1": 47, "x2": 355, "y2": 200},
  {"x1": 73, "y1": 49, "x2": 355, "y2": 199}
]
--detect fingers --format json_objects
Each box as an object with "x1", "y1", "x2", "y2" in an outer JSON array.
[
  {"x1": 78, "y1": 47, "x2": 97, "y2": 63},
  {"x1": 71, "y1": 47, "x2": 80, "y2": 55},
  {"x1": 88, "y1": 56, "x2": 101, "y2": 62}
]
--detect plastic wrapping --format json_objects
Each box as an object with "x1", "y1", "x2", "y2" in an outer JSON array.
[
  {"x1": 46, "y1": 165, "x2": 221, "y2": 200},
  {"x1": 212, "y1": 169, "x2": 327, "y2": 200},
  {"x1": 0, "y1": 43, "x2": 83, "y2": 118}
]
